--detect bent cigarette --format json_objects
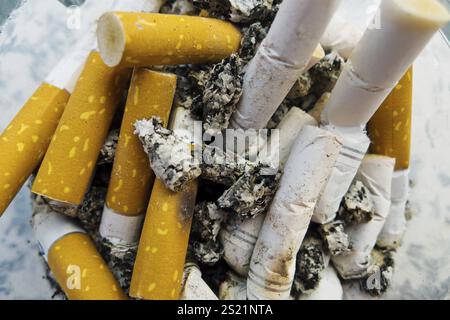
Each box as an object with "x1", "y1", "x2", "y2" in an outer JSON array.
[
  {"x1": 32, "y1": 51, "x2": 131, "y2": 206},
  {"x1": 100, "y1": 69, "x2": 176, "y2": 245},
  {"x1": 180, "y1": 263, "x2": 218, "y2": 300},
  {"x1": 320, "y1": 13, "x2": 363, "y2": 59},
  {"x1": 230, "y1": 0, "x2": 340, "y2": 130},
  {"x1": 97, "y1": 12, "x2": 242, "y2": 68},
  {"x1": 0, "y1": 84, "x2": 68, "y2": 217},
  {"x1": 129, "y1": 107, "x2": 199, "y2": 300},
  {"x1": 298, "y1": 266, "x2": 343, "y2": 300},
  {"x1": 247, "y1": 126, "x2": 342, "y2": 300},
  {"x1": 220, "y1": 109, "x2": 318, "y2": 276},
  {"x1": 219, "y1": 271, "x2": 247, "y2": 300},
  {"x1": 313, "y1": 125, "x2": 371, "y2": 224},
  {"x1": 332, "y1": 155, "x2": 395, "y2": 279},
  {"x1": 322, "y1": 0, "x2": 449, "y2": 127},
  {"x1": 32, "y1": 198, "x2": 126, "y2": 300}
]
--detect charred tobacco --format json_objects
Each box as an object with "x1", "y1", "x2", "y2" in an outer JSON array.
[
  {"x1": 319, "y1": 220, "x2": 353, "y2": 256},
  {"x1": 338, "y1": 180, "x2": 375, "y2": 225}
]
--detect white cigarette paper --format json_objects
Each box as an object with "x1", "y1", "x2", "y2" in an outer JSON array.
[
  {"x1": 99, "y1": 208, "x2": 145, "y2": 244},
  {"x1": 230, "y1": 0, "x2": 341, "y2": 130},
  {"x1": 219, "y1": 271, "x2": 247, "y2": 300},
  {"x1": 377, "y1": 169, "x2": 409, "y2": 249},
  {"x1": 320, "y1": 14, "x2": 363, "y2": 59},
  {"x1": 332, "y1": 155, "x2": 395, "y2": 279},
  {"x1": 313, "y1": 125, "x2": 370, "y2": 224},
  {"x1": 220, "y1": 109, "x2": 318, "y2": 276},
  {"x1": 180, "y1": 263, "x2": 218, "y2": 300},
  {"x1": 247, "y1": 126, "x2": 342, "y2": 300},
  {"x1": 322, "y1": 0, "x2": 450, "y2": 127},
  {"x1": 298, "y1": 266, "x2": 343, "y2": 300}
]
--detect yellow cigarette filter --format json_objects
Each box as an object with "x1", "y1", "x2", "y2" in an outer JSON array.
[
  {"x1": 100, "y1": 69, "x2": 176, "y2": 243},
  {"x1": 32, "y1": 51, "x2": 131, "y2": 205},
  {"x1": 129, "y1": 180, "x2": 198, "y2": 300},
  {"x1": 97, "y1": 12, "x2": 242, "y2": 68},
  {"x1": 368, "y1": 67, "x2": 413, "y2": 170},
  {"x1": 0, "y1": 83, "x2": 69, "y2": 216},
  {"x1": 48, "y1": 233, "x2": 127, "y2": 300}
]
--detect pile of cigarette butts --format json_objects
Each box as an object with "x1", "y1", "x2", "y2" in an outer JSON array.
[{"x1": 0, "y1": 0, "x2": 449, "y2": 300}]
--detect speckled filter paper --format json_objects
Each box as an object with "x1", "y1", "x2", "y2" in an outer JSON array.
[
  {"x1": 32, "y1": 51, "x2": 131, "y2": 205},
  {"x1": 130, "y1": 180, "x2": 198, "y2": 300},
  {"x1": 105, "y1": 69, "x2": 176, "y2": 216},
  {"x1": 368, "y1": 68, "x2": 413, "y2": 171},
  {"x1": 99, "y1": 12, "x2": 242, "y2": 68},
  {"x1": 0, "y1": 83, "x2": 68, "y2": 216},
  {"x1": 48, "y1": 232, "x2": 127, "y2": 300}
]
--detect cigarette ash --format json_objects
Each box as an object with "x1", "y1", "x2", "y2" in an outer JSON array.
[
  {"x1": 308, "y1": 51, "x2": 344, "y2": 98},
  {"x1": 134, "y1": 116, "x2": 201, "y2": 192},
  {"x1": 216, "y1": 163, "x2": 281, "y2": 219},
  {"x1": 44, "y1": 199, "x2": 78, "y2": 218},
  {"x1": 360, "y1": 248, "x2": 395, "y2": 296},
  {"x1": 98, "y1": 238, "x2": 138, "y2": 294},
  {"x1": 98, "y1": 129, "x2": 119, "y2": 165},
  {"x1": 189, "y1": 202, "x2": 226, "y2": 265},
  {"x1": 201, "y1": 146, "x2": 253, "y2": 186},
  {"x1": 266, "y1": 101, "x2": 290, "y2": 129},
  {"x1": 191, "y1": 0, "x2": 278, "y2": 24},
  {"x1": 319, "y1": 220, "x2": 353, "y2": 256},
  {"x1": 160, "y1": 0, "x2": 198, "y2": 15},
  {"x1": 293, "y1": 234, "x2": 327, "y2": 295},
  {"x1": 199, "y1": 259, "x2": 230, "y2": 295},
  {"x1": 338, "y1": 180, "x2": 375, "y2": 225},
  {"x1": 77, "y1": 186, "x2": 107, "y2": 235}
]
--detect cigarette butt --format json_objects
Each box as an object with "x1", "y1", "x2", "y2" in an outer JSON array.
[
  {"x1": 32, "y1": 51, "x2": 131, "y2": 206},
  {"x1": 0, "y1": 84, "x2": 68, "y2": 216},
  {"x1": 100, "y1": 69, "x2": 176, "y2": 243},
  {"x1": 320, "y1": 14, "x2": 363, "y2": 59},
  {"x1": 298, "y1": 266, "x2": 343, "y2": 300},
  {"x1": 32, "y1": 198, "x2": 126, "y2": 300},
  {"x1": 368, "y1": 68, "x2": 413, "y2": 171},
  {"x1": 129, "y1": 179, "x2": 198, "y2": 300},
  {"x1": 248, "y1": 126, "x2": 342, "y2": 300},
  {"x1": 322, "y1": 0, "x2": 449, "y2": 127},
  {"x1": 97, "y1": 12, "x2": 242, "y2": 68},
  {"x1": 180, "y1": 263, "x2": 218, "y2": 300},
  {"x1": 332, "y1": 155, "x2": 395, "y2": 279},
  {"x1": 313, "y1": 125, "x2": 371, "y2": 224},
  {"x1": 219, "y1": 271, "x2": 247, "y2": 300},
  {"x1": 377, "y1": 169, "x2": 409, "y2": 249},
  {"x1": 230, "y1": 0, "x2": 340, "y2": 130}
]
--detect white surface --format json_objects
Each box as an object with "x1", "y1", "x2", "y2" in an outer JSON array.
[{"x1": 0, "y1": 0, "x2": 449, "y2": 299}]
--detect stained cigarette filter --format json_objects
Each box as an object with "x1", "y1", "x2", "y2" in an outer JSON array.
[
  {"x1": 130, "y1": 107, "x2": 199, "y2": 300},
  {"x1": 298, "y1": 266, "x2": 343, "y2": 300},
  {"x1": 97, "y1": 12, "x2": 242, "y2": 68},
  {"x1": 247, "y1": 126, "x2": 342, "y2": 300},
  {"x1": 32, "y1": 51, "x2": 131, "y2": 206},
  {"x1": 32, "y1": 199, "x2": 126, "y2": 300},
  {"x1": 322, "y1": 0, "x2": 449, "y2": 127},
  {"x1": 100, "y1": 69, "x2": 176, "y2": 244},
  {"x1": 332, "y1": 155, "x2": 395, "y2": 279},
  {"x1": 368, "y1": 68, "x2": 413, "y2": 171},
  {"x1": 230, "y1": 0, "x2": 340, "y2": 130},
  {"x1": 180, "y1": 263, "x2": 218, "y2": 300}
]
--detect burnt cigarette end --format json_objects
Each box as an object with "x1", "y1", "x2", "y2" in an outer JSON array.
[
  {"x1": 77, "y1": 186, "x2": 107, "y2": 234},
  {"x1": 134, "y1": 116, "x2": 201, "y2": 192},
  {"x1": 98, "y1": 129, "x2": 119, "y2": 165},
  {"x1": 319, "y1": 220, "x2": 353, "y2": 256},
  {"x1": 360, "y1": 248, "x2": 395, "y2": 296},
  {"x1": 338, "y1": 180, "x2": 375, "y2": 225}
]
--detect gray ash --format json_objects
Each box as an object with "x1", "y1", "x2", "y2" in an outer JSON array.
[
  {"x1": 189, "y1": 202, "x2": 226, "y2": 265},
  {"x1": 293, "y1": 235, "x2": 327, "y2": 295},
  {"x1": 361, "y1": 248, "x2": 395, "y2": 296},
  {"x1": 160, "y1": 0, "x2": 198, "y2": 15},
  {"x1": 309, "y1": 51, "x2": 344, "y2": 97},
  {"x1": 338, "y1": 180, "x2": 375, "y2": 225},
  {"x1": 134, "y1": 116, "x2": 201, "y2": 192},
  {"x1": 285, "y1": 73, "x2": 314, "y2": 107},
  {"x1": 238, "y1": 22, "x2": 269, "y2": 63},
  {"x1": 77, "y1": 186, "x2": 107, "y2": 234},
  {"x1": 266, "y1": 101, "x2": 290, "y2": 129},
  {"x1": 216, "y1": 163, "x2": 281, "y2": 219},
  {"x1": 98, "y1": 238, "x2": 138, "y2": 294},
  {"x1": 98, "y1": 129, "x2": 119, "y2": 165},
  {"x1": 319, "y1": 220, "x2": 352, "y2": 256},
  {"x1": 199, "y1": 259, "x2": 230, "y2": 295},
  {"x1": 201, "y1": 146, "x2": 252, "y2": 186}
]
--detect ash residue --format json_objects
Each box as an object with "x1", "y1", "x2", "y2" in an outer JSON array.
[
  {"x1": 189, "y1": 202, "x2": 226, "y2": 265},
  {"x1": 217, "y1": 163, "x2": 281, "y2": 218},
  {"x1": 361, "y1": 248, "x2": 395, "y2": 296},
  {"x1": 266, "y1": 102, "x2": 290, "y2": 129},
  {"x1": 293, "y1": 236, "x2": 326, "y2": 295},
  {"x1": 320, "y1": 220, "x2": 352, "y2": 256},
  {"x1": 338, "y1": 180, "x2": 375, "y2": 225},
  {"x1": 160, "y1": 0, "x2": 198, "y2": 15},
  {"x1": 77, "y1": 186, "x2": 106, "y2": 234},
  {"x1": 134, "y1": 116, "x2": 201, "y2": 192},
  {"x1": 99, "y1": 129, "x2": 119, "y2": 165},
  {"x1": 44, "y1": 199, "x2": 78, "y2": 218},
  {"x1": 308, "y1": 51, "x2": 344, "y2": 97},
  {"x1": 98, "y1": 238, "x2": 138, "y2": 293},
  {"x1": 199, "y1": 259, "x2": 230, "y2": 295}
]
